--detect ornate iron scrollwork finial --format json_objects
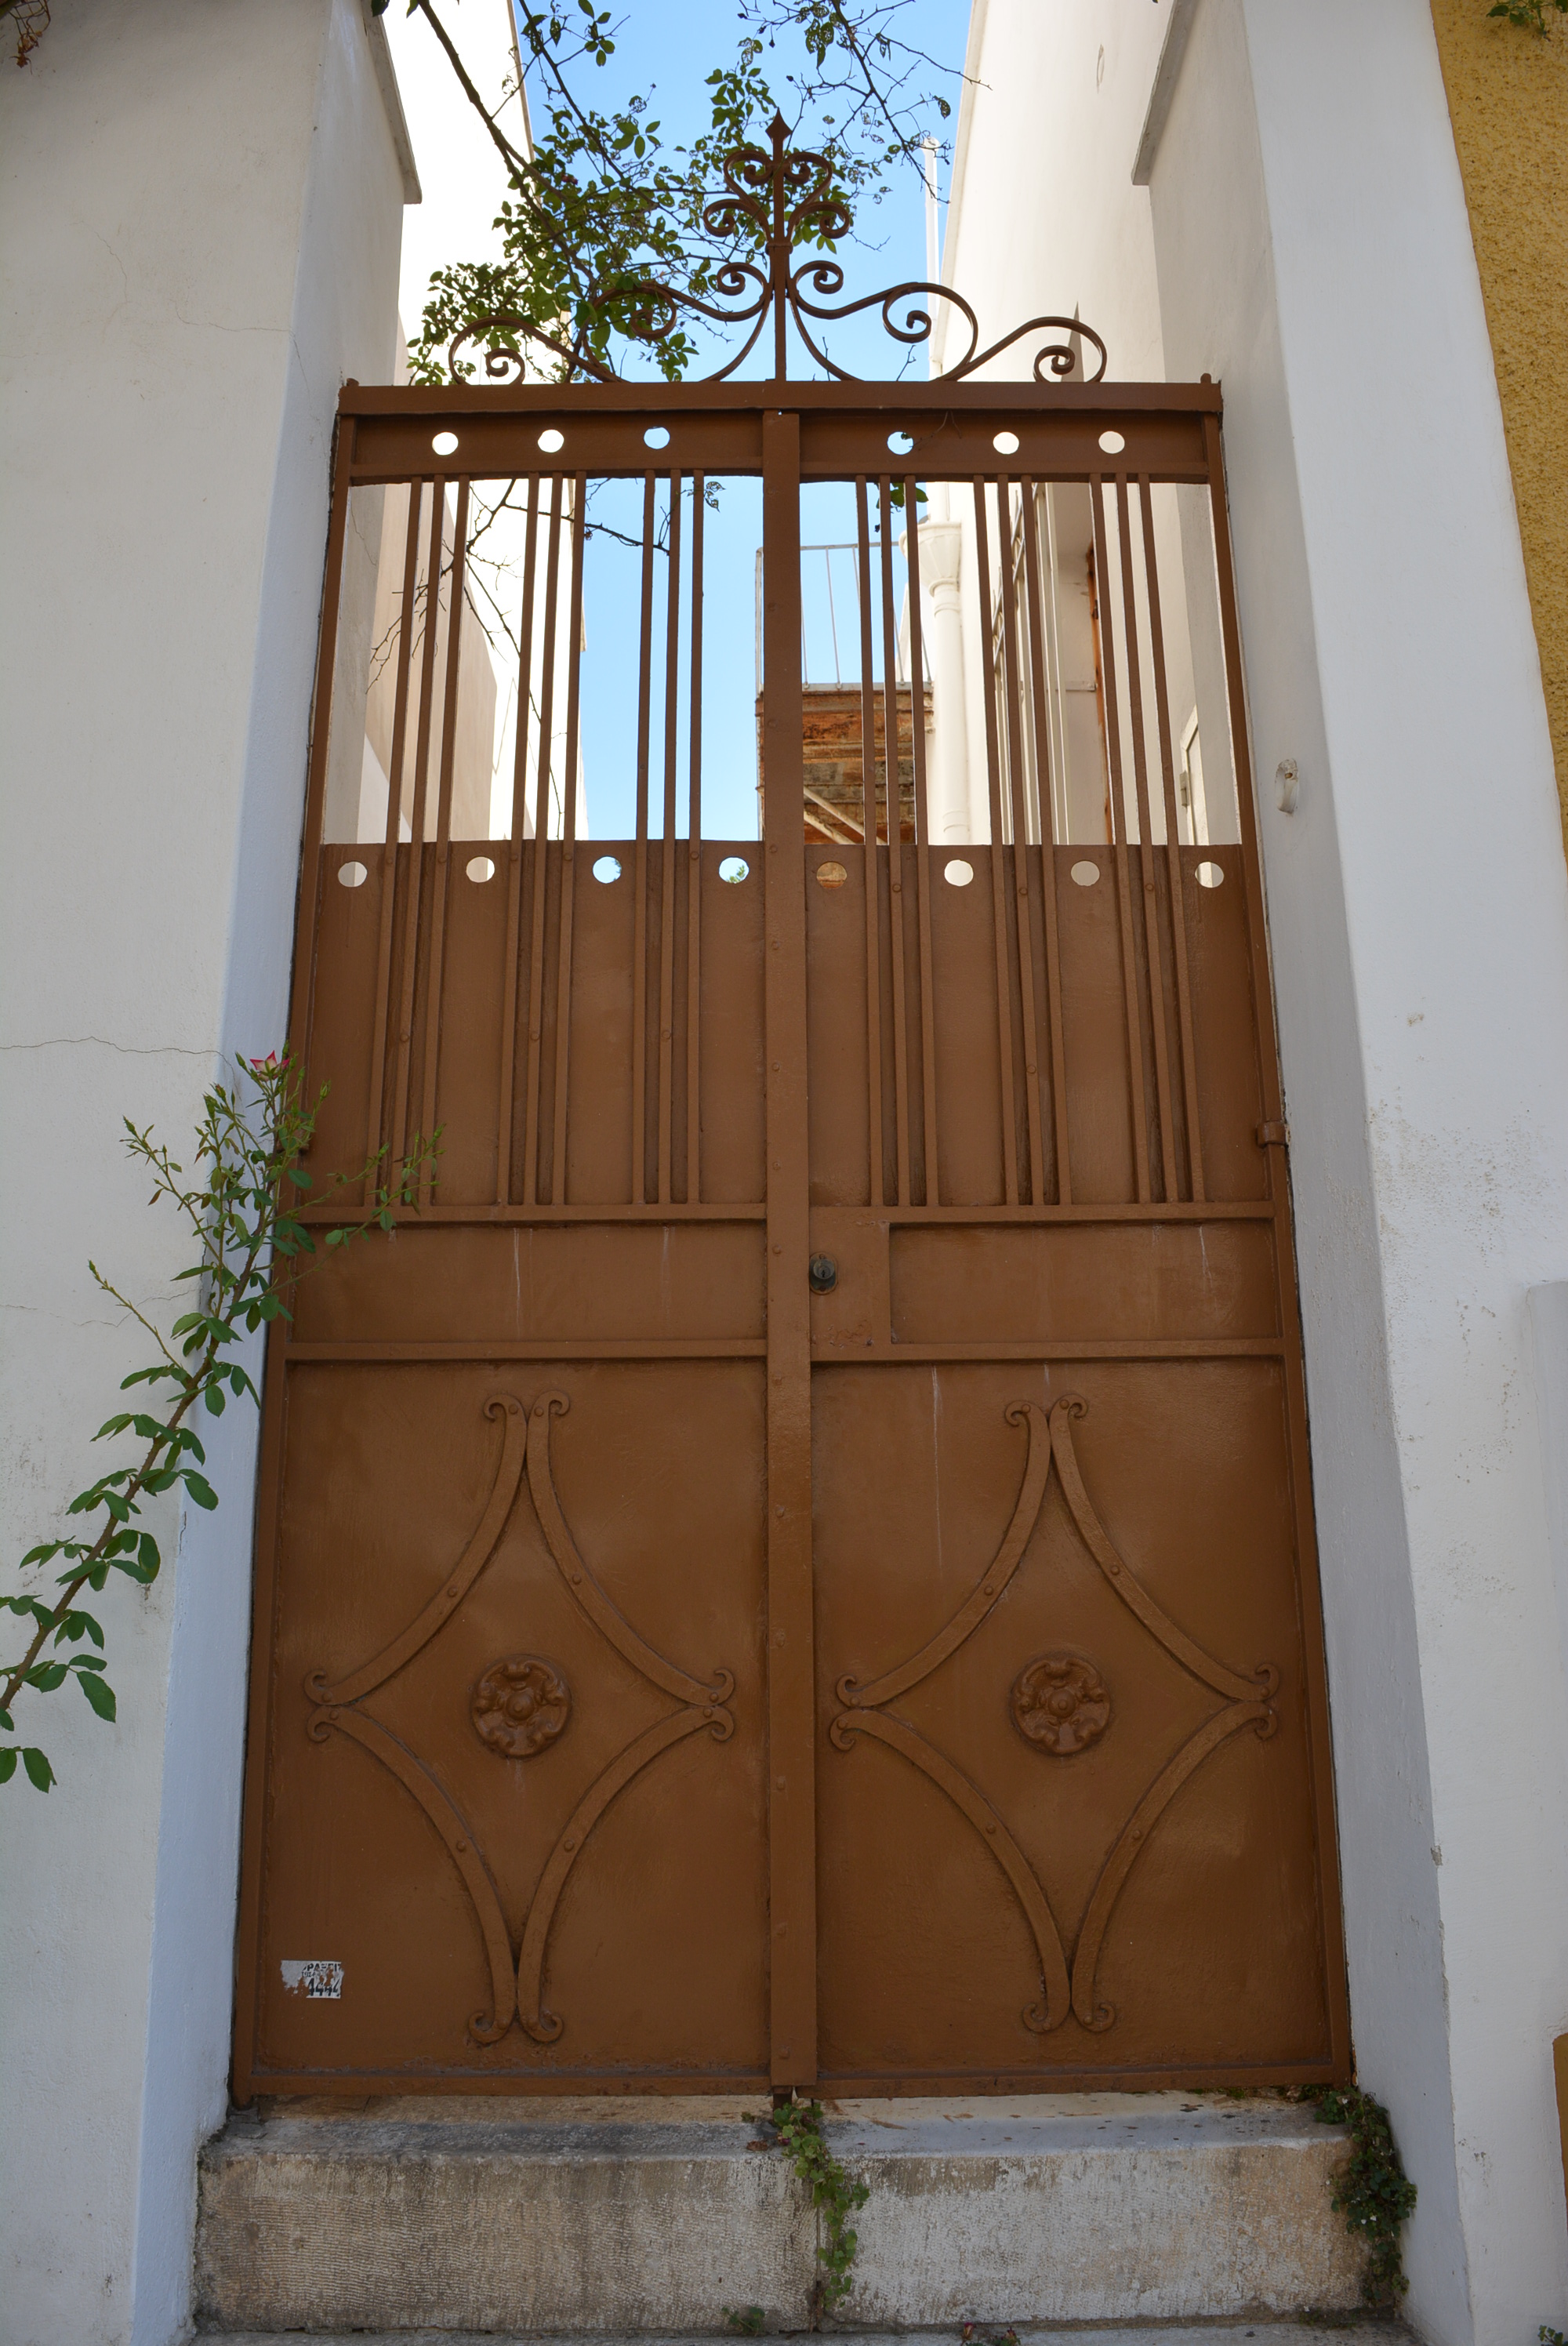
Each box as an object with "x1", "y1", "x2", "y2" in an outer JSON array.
[{"x1": 448, "y1": 114, "x2": 1107, "y2": 388}]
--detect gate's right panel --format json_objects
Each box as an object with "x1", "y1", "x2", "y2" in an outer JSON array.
[{"x1": 804, "y1": 414, "x2": 1348, "y2": 2090}]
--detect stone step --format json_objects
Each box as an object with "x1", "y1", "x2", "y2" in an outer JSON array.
[
  {"x1": 196, "y1": 2093, "x2": 1369, "y2": 2334},
  {"x1": 204, "y1": 2333, "x2": 1406, "y2": 2346}
]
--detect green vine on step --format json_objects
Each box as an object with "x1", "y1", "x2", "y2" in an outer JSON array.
[
  {"x1": 767, "y1": 2098, "x2": 869, "y2": 2319},
  {"x1": 1306, "y1": 2088, "x2": 1418, "y2": 2308}
]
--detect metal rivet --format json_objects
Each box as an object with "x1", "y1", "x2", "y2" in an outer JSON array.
[
  {"x1": 776, "y1": 1776, "x2": 786, "y2": 1789},
  {"x1": 564, "y1": 1836, "x2": 576, "y2": 1851},
  {"x1": 456, "y1": 1838, "x2": 468, "y2": 1853},
  {"x1": 572, "y1": 1571, "x2": 583, "y2": 1584},
  {"x1": 775, "y1": 1630, "x2": 786, "y2": 1645}
]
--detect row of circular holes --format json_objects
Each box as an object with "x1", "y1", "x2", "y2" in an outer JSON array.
[
  {"x1": 430, "y1": 427, "x2": 1130, "y2": 460},
  {"x1": 339, "y1": 850, "x2": 1223, "y2": 890}
]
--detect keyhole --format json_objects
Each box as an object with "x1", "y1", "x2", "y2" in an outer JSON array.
[{"x1": 809, "y1": 1256, "x2": 838, "y2": 1294}]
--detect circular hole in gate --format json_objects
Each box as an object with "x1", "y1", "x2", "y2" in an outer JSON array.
[
  {"x1": 1070, "y1": 859, "x2": 1101, "y2": 887},
  {"x1": 815, "y1": 860, "x2": 848, "y2": 889},
  {"x1": 887, "y1": 430, "x2": 914, "y2": 456},
  {"x1": 1098, "y1": 429, "x2": 1127, "y2": 455},
  {"x1": 466, "y1": 855, "x2": 496, "y2": 882},
  {"x1": 719, "y1": 855, "x2": 750, "y2": 884},
  {"x1": 431, "y1": 430, "x2": 459, "y2": 456},
  {"x1": 993, "y1": 429, "x2": 1020, "y2": 456},
  {"x1": 1196, "y1": 859, "x2": 1225, "y2": 889},
  {"x1": 644, "y1": 425, "x2": 670, "y2": 449},
  {"x1": 538, "y1": 427, "x2": 565, "y2": 453},
  {"x1": 593, "y1": 854, "x2": 622, "y2": 884},
  {"x1": 337, "y1": 859, "x2": 368, "y2": 888},
  {"x1": 944, "y1": 857, "x2": 975, "y2": 888}
]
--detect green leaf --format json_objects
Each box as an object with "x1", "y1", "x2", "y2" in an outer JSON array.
[
  {"x1": 138, "y1": 1533, "x2": 160, "y2": 1575},
  {"x1": 28, "y1": 1663, "x2": 68, "y2": 1692},
  {"x1": 22, "y1": 1747, "x2": 55, "y2": 1792},
  {"x1": 77, "y1": 1671, "x2": 117, "y2": 1722},
  {"x1": 73, "y1": 1653, "x2": 108, "y2": 1671},
  {"x1": 184, "y1": 1473, "x2": 220, "y2": 1511},
  {"x1": 204, "y1": 1385, "x2": 227, "y2": 1417},
  {"x1": 0, "y1": 1749, "x2": 16, "y2": 1782},
  {"x1": 0, "y1": 1707, "x2": 13, "y2": 1732}
]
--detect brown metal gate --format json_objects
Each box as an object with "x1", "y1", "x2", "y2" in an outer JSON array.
[{"x1": 232, "y1": 147, "x2": 1348, "y2": 2100}]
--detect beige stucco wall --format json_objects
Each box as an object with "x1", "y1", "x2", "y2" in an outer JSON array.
[{"x1": 1429, "y1": 2, "x2": 1568, "y2": 857}]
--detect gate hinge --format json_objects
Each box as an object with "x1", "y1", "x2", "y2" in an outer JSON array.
[{"x1": 1256, "y1": 1120, "x2": 1290, "y2": 1149}]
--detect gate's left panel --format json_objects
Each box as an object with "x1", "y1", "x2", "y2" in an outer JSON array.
[{"x1": 234, "y1": 419, "x2": 771, "y2": 2094}]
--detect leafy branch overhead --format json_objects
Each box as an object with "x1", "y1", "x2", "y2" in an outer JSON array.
[
  {"x1": 0, "y1": 1053, "x2": 436, "y2": 1791},
  {"x1": 378, "y1": 0, "x2": 955, "y2": 383}
]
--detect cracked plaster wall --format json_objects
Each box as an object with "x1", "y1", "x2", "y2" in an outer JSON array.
[{"x1": 0, "y1": 4, "x2": 405, "y2": 2341}]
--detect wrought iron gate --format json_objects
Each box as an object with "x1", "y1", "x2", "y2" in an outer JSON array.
[{"x1": 232, "y1": 130, "x2": 1348, "y2": 2099}]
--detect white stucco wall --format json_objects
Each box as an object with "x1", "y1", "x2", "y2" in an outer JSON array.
[
  {"x1": 945, "y1": 2, "x2": 1568, "y2": 2338},
  {"x1": 0, "y1": 5, "x2": 407, "y2": 2340}
]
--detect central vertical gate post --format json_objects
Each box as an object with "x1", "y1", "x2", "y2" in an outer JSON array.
[{"x1": 761, "y1": 405, "x2": 817, "y2": 2092}]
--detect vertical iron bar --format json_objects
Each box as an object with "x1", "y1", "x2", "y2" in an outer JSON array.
[
  {"x1": 289, "y1": 413, "x2": 357, "y2": 1073},
  {"x1": 390, "y1": 478, "x2": 447, "y2": 1166},
  {"x1": 496, "y1": 477, "x2": 541, "y2": 1204},
  {"x1": 1018, "y1": 481, "x2": 1072, "y2": 1205},
  {"x1": 902, "y1": 481, "x2": 940, "y2": 1207},
  {"x1": 1139, "y1": 474, "x2": 1205, "y2": 1203},
  {"x1": 971, "y1": 478, "x2": 1021, "y2": 1207},
  {"x1": 686, "y1": 473, "x2": 705, "y2": 1205},
  {"x1": 761, "y1": 407, "x2": 816, "y2": 2095},
  {"x1": 364, "y1": 479, "x2": 424, "y2": 1193},
  {"x1": 995, "y1": 477, "x2": 1047, "y2": 1205},
  {"x1": 658, "y1": 478, "x2": 683, "y2": 1206},
  {"x1": 521, "y1": 479, "x2": 564, "y2": 1206},
  {"x1": 549, "y1": 478, "x2": 587, "y2": 1205},
  {"x1": 418, "y1": 474, "x2": 470, "y2": 1202},
  {"x1": 877, "y1": 479, "x2": 912, "y2": 1206},
  {"x1": 632, "y1": 473, "x2": 656, "y2": 1207},
  {"x1": 854, "y1": 478, "x2": 885, "y2": 1208},
  {"x1": 1090, "y1": 472, "x2": 1152, "y2": 1204},
  {"x1": 1116, "y1": 475, "x2": 1178, "y2": 1204}
]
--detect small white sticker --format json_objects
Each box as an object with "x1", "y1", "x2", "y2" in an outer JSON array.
[{"x1": 281, "y1": 1959, "x2": 343, "y2": 2000}]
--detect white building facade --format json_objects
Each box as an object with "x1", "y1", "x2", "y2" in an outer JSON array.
[{"x1": 0, "y1": 5, "x2": 413, "y2": 2339}]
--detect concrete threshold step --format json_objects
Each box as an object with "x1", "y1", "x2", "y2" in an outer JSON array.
[
  {"x1": 196, "y1": 2093, "x2": 1370, "y2": 2333},
  {"x1": 203, "y1": 2331, "x2": 1409, "y2": 2346}
]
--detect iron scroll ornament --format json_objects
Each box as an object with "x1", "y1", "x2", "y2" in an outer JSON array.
[
  {"x1": 448, "y1": 114, "x2": 1109, "y2": 389},
  {"x1": 305, "y1": 1393, "x2": 735, "y2": 2048},
  {"x1": 831, "y1": 1396, "x2": 1278, "y2": 2037}
]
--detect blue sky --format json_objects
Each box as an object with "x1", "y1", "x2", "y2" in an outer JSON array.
[
  {"x1": 514, "y1": 0, "x2": 971, "y2": 840},
  {"x1": 385, "y1": 1, "x2": 971, "y2": 843}
]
